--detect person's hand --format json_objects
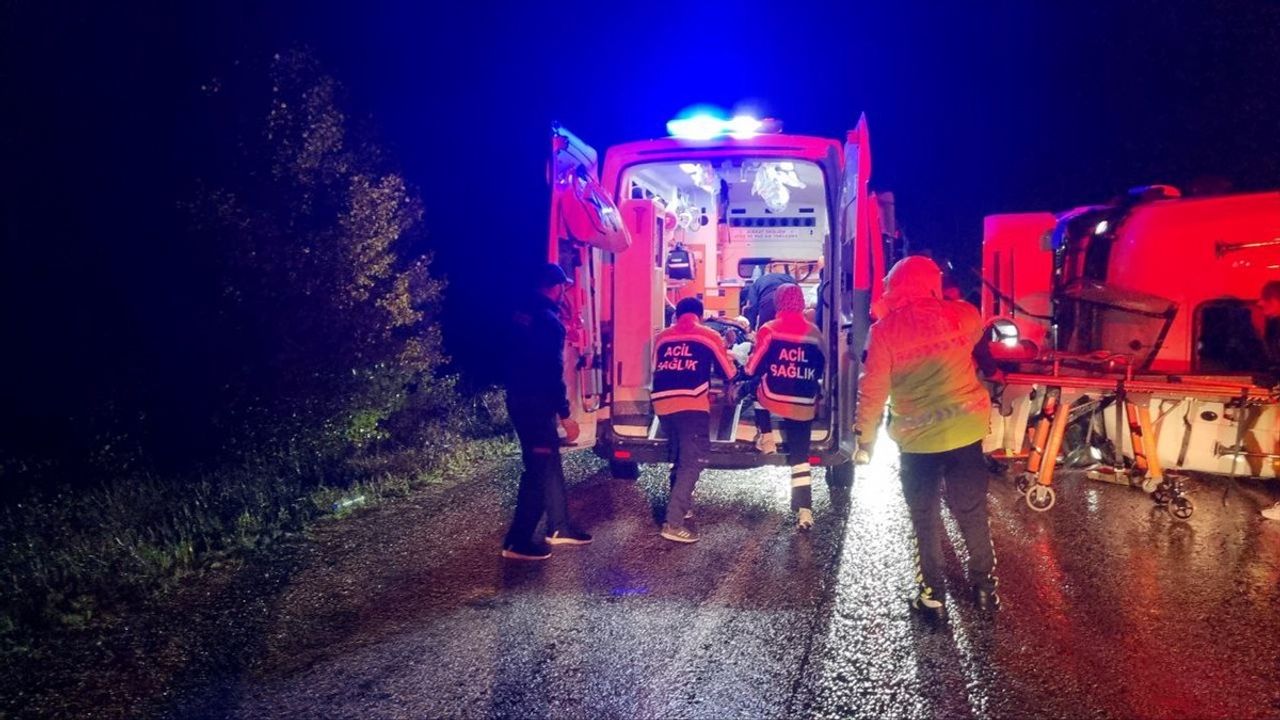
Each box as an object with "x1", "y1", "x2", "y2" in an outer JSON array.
[
  {"x1": 854, "y1": 448, "x2": 872, "y2": 466},
  {"x1": 561, "y1": 418, "x2": 581, "y2": 443}
]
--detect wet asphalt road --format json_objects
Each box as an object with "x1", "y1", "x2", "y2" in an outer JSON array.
[{"x1": 131, "y1": 445, "x2": 1280, "y2": 718}]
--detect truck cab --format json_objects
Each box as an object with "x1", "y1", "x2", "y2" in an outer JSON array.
[
  {"x1": 545, "y1": 114, "x2": 892, "y2": 482},
  {"x1": 981, "y1": 186, "x2": 1280, "y2": 479}
]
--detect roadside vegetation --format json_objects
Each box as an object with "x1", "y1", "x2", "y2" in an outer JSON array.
[{"x1": 0, "y1": 49, "x2": 510, "y2": 655}]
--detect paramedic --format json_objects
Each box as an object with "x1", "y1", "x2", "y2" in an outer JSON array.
[
  {"x1": 745, "y1": 283, "x2": 827, "y2": 530},
  {"x1": 853, "y1": 256, "x2": 999, "y2": 620},
  {"x1": 651, "y1": 297, "x2": 740, "y2": 543},
  {"x1": 501, "y1": 262, "x2": 592, "y2": 560}
]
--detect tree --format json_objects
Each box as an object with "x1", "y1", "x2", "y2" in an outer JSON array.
[{"x1": 187, "y1": 49, "x2": 456, "y2": 469}]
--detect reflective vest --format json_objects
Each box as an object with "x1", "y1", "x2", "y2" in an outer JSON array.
[
  {"x1": 746, "y1": 313, "x2": 826, "y2": 421},
  {"x1": 651, "y1": 316, "x2": 738, "y2": 415}
]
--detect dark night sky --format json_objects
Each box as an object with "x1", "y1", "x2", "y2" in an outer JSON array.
[{"x1": 3, "y1": 1, "x2": 1279, "y2": 423}]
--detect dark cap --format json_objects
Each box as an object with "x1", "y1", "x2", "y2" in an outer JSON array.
[
  {"x1": 675, "y1": 297, "x2": 704, "y2": 318},
  {"x1": 536, "y1": 262, "x2": 573, "y2": 289}
]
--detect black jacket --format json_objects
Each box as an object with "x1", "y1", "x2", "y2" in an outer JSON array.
[
  {"x1": 743, "y1": 273, "x2": 798, "y2": 329},
  {"x1": 505, "y1": 293, "x2": 571, "y2": 418}
]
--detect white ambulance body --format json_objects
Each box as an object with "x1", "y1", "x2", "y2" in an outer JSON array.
[{"x1": 546, "y1": 115, "x2": 893, "y2": 482}]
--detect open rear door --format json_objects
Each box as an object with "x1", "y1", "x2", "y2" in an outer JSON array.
[
  {"x1": 838, "y1": 115, "x2": 883, "y2": 451},
  {"x1": 548, "y1": 123, "x2": 631, "y2": 449}
]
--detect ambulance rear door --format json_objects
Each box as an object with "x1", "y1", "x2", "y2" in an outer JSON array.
[
  {"x1": 547, "y1": 123, "x2": 631, "y2": 449},
  {"x1": 837, "y1": 115, "x2": 881, "y2": 455}
]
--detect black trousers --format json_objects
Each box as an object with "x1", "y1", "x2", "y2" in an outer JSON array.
[
  {"x1": 662, "y1": 410, "x2": 709, "y2": 527},
  {"x1": 504, "y1": 401, "x2": 570, "y2": 547},
  {"x1": 899, "y1": 441, "x2": 997, "y2": 598},
  {"x1": 755, "y1": 407, "x2": 815, "y2": 511}
]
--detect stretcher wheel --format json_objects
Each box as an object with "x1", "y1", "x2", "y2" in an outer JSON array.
[
  {"x1": 1015, "y1": 474, "x2": 1032, "y2": 495},
  {"x1": 1168, "y1": 496, "x2": 1194, "y2": 520},
  {"x1": 1026, "y1": 484, "x2": 1056, "y2": 512},
  {"x1": 1152, "y1": 485, "x2": 1171, "y2": 506}
]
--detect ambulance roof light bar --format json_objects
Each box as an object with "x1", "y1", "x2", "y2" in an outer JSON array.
[{"x1": 666, "y1": 113, "x2": 783, "y2": 140}]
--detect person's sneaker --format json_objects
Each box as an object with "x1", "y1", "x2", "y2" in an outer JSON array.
[
  {"x1": 796, "y1": 507, "x2": 814, "y2": 531},
  {"x1": 659, "y1": 522, "x2": 700, "y2": 544},
  {"x1": 1262, "y1": 502, "x2": 1280, "y2": 521},
  {"x1": 501, "y1": 540, "x2": 552, "y2": 561},
  {"x1": 909, "y1": 590, "x2": 948, "y2": 623},
  {"x1": 755, "y1": 431, "x2": 778, "y2": 455},
  {"x1": 546, "y1": 527, "x2": 593, "y2": 546}
]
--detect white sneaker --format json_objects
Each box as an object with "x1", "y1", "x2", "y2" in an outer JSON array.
[
  {"x1": 796, "y1": 508, "x2": 814, "y2": 531},
  {"x1": 755, "y1": 431, "x2": 778, "y2": 455},
  {"x1": 1262, "y1": 503, "x2": 1280, "y2": 521}
]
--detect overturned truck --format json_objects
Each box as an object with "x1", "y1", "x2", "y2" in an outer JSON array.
[{"x1": 981, "y1": 185, "x2": 1280, "y2": 516}]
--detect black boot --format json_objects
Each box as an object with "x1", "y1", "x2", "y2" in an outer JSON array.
[
  {"x1": 974, "y1": 574, "x2": 1000, "y2": 612},
  {"x1": 909, "y1": 587, "x2": 948, "y2": 624}
]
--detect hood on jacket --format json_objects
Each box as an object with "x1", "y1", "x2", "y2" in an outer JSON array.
[
  {"x1": 876, "y1": 256, "x2": 943, "y2": 316},
  {"x1": 775, "y1": 283, "x2": 806, "y2": 315}
]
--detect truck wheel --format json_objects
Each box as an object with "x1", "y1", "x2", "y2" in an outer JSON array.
[
  {"x1": 609, "y1": 459, "x2": 640, "y2": 480},
  {"x1": 828, "y1": 461, "x2": 854, "y2": 488}
]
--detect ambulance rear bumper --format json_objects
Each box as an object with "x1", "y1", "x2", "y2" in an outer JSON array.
[{"x1": 595, "y1": 435, "x2": 851, "y2": 470}]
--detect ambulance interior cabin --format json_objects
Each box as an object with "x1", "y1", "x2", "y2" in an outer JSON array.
[{"x1": 607, "y1": 158, "x2": 832, "y2": 446}]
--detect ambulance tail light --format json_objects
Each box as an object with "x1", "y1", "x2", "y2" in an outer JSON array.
[
  {"x1": 808, "y1": 456, "x2": 822, "y2": 466},
  {"x1": 613, "y1": 450, "x2": 632, "y2": 460}
]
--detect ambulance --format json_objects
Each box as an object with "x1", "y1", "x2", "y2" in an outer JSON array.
[{"x1": 544, "y1": 112, "x2": 898, "y2": 484}]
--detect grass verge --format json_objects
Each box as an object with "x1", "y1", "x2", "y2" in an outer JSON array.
[{"x1": 0, "y1": 435, "x2": 515, "y2": 655}]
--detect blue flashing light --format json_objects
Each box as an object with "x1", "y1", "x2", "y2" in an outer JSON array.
[
  {"x1": 667, "y1": 114, "x2": 727, "y2": 140},
  {"x1": 667, "y1": 107, "x2": 778, "y2": 139}
]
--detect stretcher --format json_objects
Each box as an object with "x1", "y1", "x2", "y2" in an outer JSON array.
[{"x1": 985, "y1": 354, "x2": 1278, "y2": 519}]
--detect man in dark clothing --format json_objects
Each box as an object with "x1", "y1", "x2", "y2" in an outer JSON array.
[
  {"x1": 501, "y1": 262, "x2": 592, "y2": 560},
  {"x1": 742, "y1": 272, "x2": 798, "y2": 330}
]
